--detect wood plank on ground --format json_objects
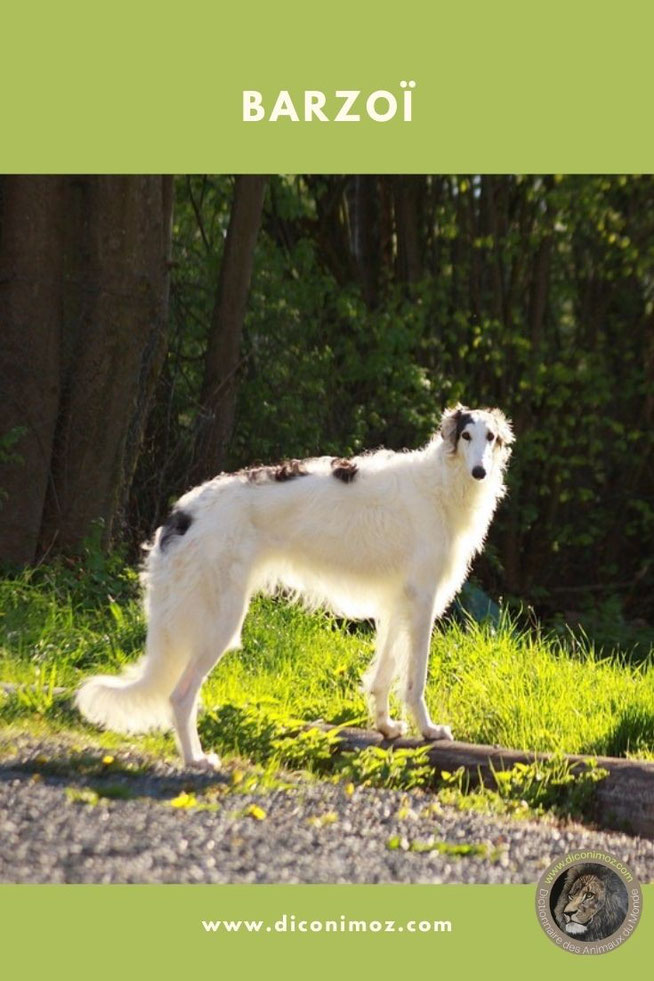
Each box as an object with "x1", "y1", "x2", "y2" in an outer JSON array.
[{"x1": 311, "y1": 724, "x2": 654, "y2": 839}]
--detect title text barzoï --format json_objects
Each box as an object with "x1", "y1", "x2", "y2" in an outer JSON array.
[{"x1": 243, "y1": 83, "x2": 416, "y2": 122}]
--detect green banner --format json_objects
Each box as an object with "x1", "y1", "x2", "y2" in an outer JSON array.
[
  {"x1": 1, "y1": 884, "x2": 651, "y2": 977},
  {"x1": 3, "y1": 0, "x2": 654, "y2": 172}
]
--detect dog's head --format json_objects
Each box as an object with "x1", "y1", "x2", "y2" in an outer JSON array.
[{"x1": 440, "y1": 403, "x2": 514, "y2": 480}]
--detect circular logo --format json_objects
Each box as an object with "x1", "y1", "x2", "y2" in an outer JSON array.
[{"x1": 535, "y1": 851, "x2": 642, "y2": 954}]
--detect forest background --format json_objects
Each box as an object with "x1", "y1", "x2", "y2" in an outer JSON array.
[{"x1": 2, "y1": 174, "x2": 653, "y2": 643}]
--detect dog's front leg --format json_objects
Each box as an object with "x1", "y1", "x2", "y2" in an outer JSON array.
[{"x1": 403, "y1": 585, "x2": 453, "y2": 742}]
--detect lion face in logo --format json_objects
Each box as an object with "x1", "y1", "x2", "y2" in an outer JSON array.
[{"x1": 553, "y1": 864, "x2": 629, "y2": 941}]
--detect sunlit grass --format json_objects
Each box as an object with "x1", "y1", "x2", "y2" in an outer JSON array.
[{"x1": 1, "y1": 565, "x2": 653, "y2": 763}]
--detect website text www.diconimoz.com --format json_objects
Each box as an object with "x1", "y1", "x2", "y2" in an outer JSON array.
[
  {"x1": 202, "y1": 915, "x2": 453, "y2": 935},
  {"x1": 544, "y1": 851, "x2": 633, "y2": 885}
]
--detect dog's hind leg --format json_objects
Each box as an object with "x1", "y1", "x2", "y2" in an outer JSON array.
[
  {"x1": 402, "y1": 587, "x2": 453, "y2": 742},
  {"x1": 364, "y1": 618, "x2": 406, "y2": 740},
  {"x1": 169, "y1": 587, "x2": 250, "y2": 769}
]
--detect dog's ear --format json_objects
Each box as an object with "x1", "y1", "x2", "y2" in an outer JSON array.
[
  {"x1": 488, "y1": 407, "x2": 514, "y2": 446},
  {"x1": 440, "y1": 403, "x2": 468, "y2": 452},
  {"x1": 488, "y1": 407, "x2": 514, "y2": 464}
]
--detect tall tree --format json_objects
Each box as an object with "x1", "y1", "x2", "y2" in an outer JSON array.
[
  {"x1": 0, "y1": 177, "x2": 64, "y2": 564},
  {"x1": 0, "y1": 175, "x2": 173, "y2": 563},
  {"x1": 347, "y1": 175, "x2": 380, "y2": 308},
  {"x1": 393, "y1": 175, "x2": 423, "y2": 286},
  {"x1": 191, "y1": 175, "x2": 267, "y2": 481}
]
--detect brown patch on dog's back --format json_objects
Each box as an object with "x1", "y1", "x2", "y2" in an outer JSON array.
[
  {"x1": 240, "y1": 459, "x2": 308, "y2": 484},
  {"x1": 274, "y1": 459, "x2": 308, "y2": 481},
  {"x1": 331, "y1": 458, "x2": 358, "y2": 483}
]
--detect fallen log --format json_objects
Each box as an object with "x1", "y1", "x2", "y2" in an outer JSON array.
[{"x1": 313, "y1": 724, "x2": 654, "y2": 840}]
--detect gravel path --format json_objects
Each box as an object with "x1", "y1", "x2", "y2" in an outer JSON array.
[{"x1": 1, "y1": 735, "x2": 653, "y2": 884}]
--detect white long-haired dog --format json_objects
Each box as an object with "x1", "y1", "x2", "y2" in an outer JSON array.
[{"x1": 77, "y1": 404, "x2": 513, "y2": 769}]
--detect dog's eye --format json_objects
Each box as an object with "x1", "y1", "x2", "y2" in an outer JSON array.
[
  {"x1": 486, "y1": 432, "x2": 495, "y2": 442},
  {"x1": 461, "y1": 432, "x2": 471, "y2": 441}
]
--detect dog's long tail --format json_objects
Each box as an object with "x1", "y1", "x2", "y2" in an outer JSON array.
[
  {"x1": 75, "y1": 638, "x2": 184, "y2": 734},
  {"x1": 76, "y1": 541, "x2": 193, "y2": 734}
]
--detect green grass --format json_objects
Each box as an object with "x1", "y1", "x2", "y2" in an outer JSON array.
[
  {"x1": 386, "y1": 835, "x2": 500, "y2": 860},
  {"x1": 1, "y1": 561, "x2": 653, "y2": 781}
]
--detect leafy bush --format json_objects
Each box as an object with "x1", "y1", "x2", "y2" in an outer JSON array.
[
  {"x1": 336, "y1": 745, "x2": 433, "y2": 790},
  {"x1": 437, "y1": 756, "x2": 608, "y2": 821}
]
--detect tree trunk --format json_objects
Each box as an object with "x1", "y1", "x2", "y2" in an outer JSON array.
[
  {"x1": 393, "y1": 176, "x2": 422, "y2": 285},
  {"x1": 304, "y1": 176, "x2": 356, "y2": 286},
  {"x1": 348, "y1": 176, "x2": 380, "y2": 309},
  {"x1": 192, "y1": 175, "x2": 267, "y2": 482},
  {"x1": 119, "y1": 178, "x2": 174, "y2": 525},
  {"x1": 0, "y1": 176, "x2": 173, "y2": 563},
  {"x1": 0, "y1": 177, "x2": 64, "y2": 564}
]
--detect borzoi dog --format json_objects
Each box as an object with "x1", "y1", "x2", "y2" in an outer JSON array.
[{"x1": 77, "y1": 404, "x2": 513, "y2": 769}]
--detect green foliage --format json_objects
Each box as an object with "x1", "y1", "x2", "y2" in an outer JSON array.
[
  {"x1": 3, "y1": 562, "x2": 654, "y2": 758},
  {"x1": 65, "y1": 787, "x2": 101, "y2": 806},
  {"x1": 550, "y1": 596, "x2": 654, "y2": 662},
  {"x1": 435, "y1": 756, "x2": 608, "y2": 822},
  {"x1": 272, "y1": 726, "x2": 343, "y2": 773},
  {"x1": 386, "y1": 836, "x2": 493, "y2": 859},
  {"x1": 200, "y1": 703, "x2": 292, "y2": 761},
  {"x1": 1, "y1": 565, "x2": 653, "y2": 761},
  {"x1": 490, "y1": 757, "x2": 608, "y2": 819},
  {"x1": 336, "y1": 745, "x2": 433, "y2": 791},
  {"x1": 65, "y1": 783, "x2": 136, "y2": 804},
  {"x1": 603, "y1": 706, "x2": 654, "y2": 757},
  {"x1": 134, "y1": 174, "x2": 654, "y2": 621},
  {"x1": 0, "y1": 559, "x2": 143, "y2": 696},
  {"x1": 198, "y1": 698, "x2": 610, "y2": 812},
  {"x1": 198, "y1": 704, "x2": 430, "y2": 787},
  {"x1": 0, "y1": 426, "x2": 27, "y2": 506},
  {"x1": 1, "y1": 665, "x2": 65, "y2": 720},
  {"x1": 0, "y1": 562, "x2": 652, "y2": 827},
  {"x1": 0, "y1": 426, "x2": 27, "y2": 468}
]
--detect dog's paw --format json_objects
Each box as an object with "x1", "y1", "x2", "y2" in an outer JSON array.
[
  {"x1": 186, "y1": 752, "x2": 221, "y2": 771},
  {"x1": 421, "y1": 724, "x2": 453, "y2": 742},
  {"x1": 377, "y1": 719, "x2": 407, "y2": 740}
]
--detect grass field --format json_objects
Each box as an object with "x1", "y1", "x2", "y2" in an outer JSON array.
[{"x1": 1, "y1": 559, "x2": 653, "y2": 771}]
